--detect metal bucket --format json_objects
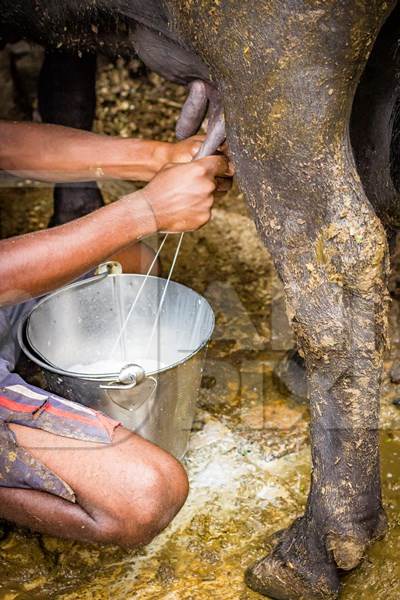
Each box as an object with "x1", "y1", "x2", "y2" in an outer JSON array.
[{"x1": 18, "y1": 270, "x2": 214, "y2": 459}]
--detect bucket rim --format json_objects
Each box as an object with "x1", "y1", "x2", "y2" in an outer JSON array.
[{"x1": 22, "y1": 272, "x2": 215, "y2": 381}]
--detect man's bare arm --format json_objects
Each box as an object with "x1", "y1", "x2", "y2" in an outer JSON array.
[
  {"x1": 0, "y1": 121, "x2": 204, "y2": 182},
  {"x1": 0, "y1": 156, "x2": 229, "y2": 305},
  {"x1": 0, "y1": 194, "x2": 157, "y2": 305}
]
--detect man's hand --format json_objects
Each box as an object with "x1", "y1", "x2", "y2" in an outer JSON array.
[
  {"x1": 152, "y1": 136, "x2": 234, "y2": 174},
  {"x1": 153, "y1": 136, "x2": 204, "y2": 168},
  {"x1": 151, "y1": 136, "x2": 234, "y2": 200},
  {"x1": 137, "y1": 155, "x2": 232, "y2": 232}
]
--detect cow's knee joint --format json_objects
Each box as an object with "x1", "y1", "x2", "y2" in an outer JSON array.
[{"x1": 323, "y1": 214, "x2": 389, "y2": 295}]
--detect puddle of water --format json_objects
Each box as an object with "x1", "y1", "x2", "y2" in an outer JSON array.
[{"x1": 64, "y1": 433, "x2": 399, "y2": 600}]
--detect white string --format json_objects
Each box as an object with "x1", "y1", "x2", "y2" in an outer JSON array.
[
  {"x1": 143, "y1": 232, "x2": 184, "y2": 357},
  {"x1": 109, "y1": 233, "x2": 169, "y2": 357},
  {"x1": 109, "y1": 152, "x2": 203, "y2": 361}
]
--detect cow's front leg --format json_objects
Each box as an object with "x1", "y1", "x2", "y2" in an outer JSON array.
[
  {"x1": 176, "y1": 1, "x2": 395, "y2": 598},
  {"x1": 38, "y1": 50, "x2": 103, "y2": 225}
]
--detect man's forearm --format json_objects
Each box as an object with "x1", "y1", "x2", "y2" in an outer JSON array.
[
  {"x1": 0, "y1": 192, "x2": 157, "y2": 305},
  {"x1": 0, "y1": 121, "x2": 164, "y2": 182}
]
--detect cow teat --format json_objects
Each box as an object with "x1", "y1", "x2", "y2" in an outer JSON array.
[{"x1": 176, "y1": 80, "x2": 226, "y2": 158}]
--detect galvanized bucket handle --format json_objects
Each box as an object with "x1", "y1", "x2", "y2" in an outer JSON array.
[
  {"x1": 106, "y1": 376, "x2": 158, "y2": 413},
  {"x1": 99, "y1": 364, "x2": 145, "y2": 390},
  {"x1": 95, "y1": 261, "x2": 123, "y2": 276}
]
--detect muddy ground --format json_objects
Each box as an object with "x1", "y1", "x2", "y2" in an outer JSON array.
[{"x1": 0, "y1": 45, "x2": 399, "y2": 600}]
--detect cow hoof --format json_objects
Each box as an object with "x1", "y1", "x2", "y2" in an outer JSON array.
[
  {"x1": 326, "y1": 534, "x2": 366, "y2": 571},
  {"x1": 326, "y1": 509, "x2": 388, "y2": 571},
  {"x1": 245, "y1": 519, "x2": 339, "y2": 600},
  {"x1": 245, "y1": 554, "x2": 338, "y2": 600}
]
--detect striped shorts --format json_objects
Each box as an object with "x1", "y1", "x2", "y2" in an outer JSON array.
[{"x1": 0, "y1": 299, "x2": 119, "y2": 502}]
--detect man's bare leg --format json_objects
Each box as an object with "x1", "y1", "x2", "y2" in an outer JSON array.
[{"x1": 0, "y1": 424, "x2": 188, "y2": 547}]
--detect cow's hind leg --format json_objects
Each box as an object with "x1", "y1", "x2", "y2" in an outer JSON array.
[
  {"x1": 38, "y1": 50, "x2": 103, "y2": 226},
  {"x1": 275, "y1": 0, "x2": 400, "y2": 403},
  {"x1": 351, "y1": 1, "x2": 400, "y2": 232},
  {"x1": 189, "y1": 2, "x2": 395, "y2": 598}
]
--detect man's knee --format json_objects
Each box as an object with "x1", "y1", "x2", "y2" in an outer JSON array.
[{"x1": 98, "y1": 452, "x2": 189, "y2": 548}]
